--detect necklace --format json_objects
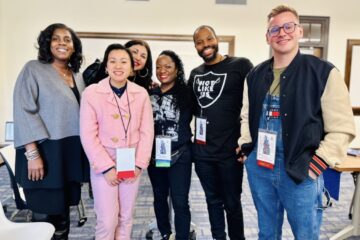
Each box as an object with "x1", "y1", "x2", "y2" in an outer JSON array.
[
  {"x1": 59, "y1": 68, "x2": 69, "y2": 78},
  {"x1": 53, "y1": 64, "x2": 73, "y2": 87},
  {"x1": 53, "y1": 65, "x2": 69, "y2": 77}
]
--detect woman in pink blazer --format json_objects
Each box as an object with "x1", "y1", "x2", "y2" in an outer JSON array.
[{"x1": 80, "y1": 44, "x2": 154, "y2": 240}]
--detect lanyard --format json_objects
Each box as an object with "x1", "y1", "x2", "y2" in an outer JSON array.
[
  {"x1": 268, "y1": 80, "x2": 280, "y2": 96},
  {"x1": 265, "y1": 80, "x2": 281, "y2": 124},
  {"x1": 112, "y1": 84, "x2": 131, "y2": 142}
]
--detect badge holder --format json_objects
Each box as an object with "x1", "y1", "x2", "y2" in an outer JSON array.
[
  {"x1": 256, "y1": 129, "x2": 277, "y2": 169},
  {"x1": 116, "y1": 148, "x2": 136, "y2": 179},
  {"x1": 155, "y1": 135, "x2": 172, "y2": 167},
  {"x1": 195, "y1": 116, "x2": 207, "y2": 145}
]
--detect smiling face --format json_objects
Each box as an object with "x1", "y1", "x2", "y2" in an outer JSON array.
[
  {"x1": 156, "y1": 54, "x2": 178, "y2": 89},
  {"x1": 106, "y1": 49, "x2": 132, "y2": 88},
  {"x1": 266, "y1": 11, "x2": 303, "y2": 57},
  {"x1": 128, "y1": 44, "x2": 148, "y2": 71},
  {"x1": 50, "y1": 28, "x2": 74, "y2": 64},
  {"x1": 194, "y1": 27, "x2": 219, "y2": 64}
]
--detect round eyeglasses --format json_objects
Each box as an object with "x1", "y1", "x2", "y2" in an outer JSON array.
[{"x1": 267, "y1": 22, "x2": 299, "y2": 37}]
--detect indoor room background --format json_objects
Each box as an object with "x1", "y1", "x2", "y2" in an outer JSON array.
[{"x1": 1, "y1": 0, "x2": 359, "y2": 145}]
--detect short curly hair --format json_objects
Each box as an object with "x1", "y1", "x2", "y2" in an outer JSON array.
[
  {"x1": 157, "y1": 50, "x2": 189, "y2": 110},
  {"x1": 37, "y1": 23, "x2": 83, "y2": 72},
  {"x1": 158, "y1": 50, "x2": 185, "y2": 86}
]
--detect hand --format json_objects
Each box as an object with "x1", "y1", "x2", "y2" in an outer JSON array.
[
  {"x1": 104, "y1": 168, "x2": 120, "y2": 186},
  {"x1": 123, "y1": 168, "x2": 142, "y2": 184},
  {"x1": 150, "y1": 81, "x2": 159, "y2": 89},
  {"x1": 236, "y1": 147, "x2": 247, "y2": 163},
  {"x1": 308, "y1": 170, "x2": 318, "y2": 180},
  {"x1": 28, "y1": 157, "x2": 45, "y2": 181}
]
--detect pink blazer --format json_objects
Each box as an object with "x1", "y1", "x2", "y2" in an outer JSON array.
[{"x1": 80, "y1": 78, "x2": 154, "y2": 174}]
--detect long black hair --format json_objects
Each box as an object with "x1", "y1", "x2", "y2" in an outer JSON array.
[
  {"x1": 125, "y1": 39, "x2": 153, "y2": 90},
  {"x1": 37, "y1": 23, "x2": 83, "y2": 72},
  {"x1": 158, "y1": 50, "x2": 190, "y2": 110}
]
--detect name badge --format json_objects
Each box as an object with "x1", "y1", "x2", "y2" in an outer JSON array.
[
  {"x1": 195, "y1": 116, "x2": 207, "y2": 145},
  {"x1": 116, "y1": 148, "x2": 136, "y2": 179},
  {"x1": 256, "y1": 129, "x2": 277, "y2": 169},
  {"x1": 155, "y1": 136, "x2": 172, "y2": 167}
]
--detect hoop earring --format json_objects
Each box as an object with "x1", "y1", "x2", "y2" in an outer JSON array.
[
  {"x1": 105, "y1": 69, "x2": 108, "y2": 74},
  {"x1": 138, "y1": 67, "x2": 149, "y2": 78}
]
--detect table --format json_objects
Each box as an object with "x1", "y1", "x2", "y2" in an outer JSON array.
[{"x1": 330, "y1": 155, "x2": 360, "y2": 240}]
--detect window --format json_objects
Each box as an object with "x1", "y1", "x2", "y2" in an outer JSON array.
[{"x1": 299, "y1": 16, "x2": 330, "y2": 59}]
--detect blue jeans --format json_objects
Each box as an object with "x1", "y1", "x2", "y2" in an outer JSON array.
[
  {"x1": 246, "y1": 94, "x2": 324, "y2": 240},
  {"x1": 148, "y1": 147, "x2": 192, "y2": 240},
  {"x1": 195, "y1": 156, "x2": 245, "y2": 240}
]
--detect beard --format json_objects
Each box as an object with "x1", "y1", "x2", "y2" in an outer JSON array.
[{"x1": 198, "y1": 45, "x2": 219, "y2": 63}]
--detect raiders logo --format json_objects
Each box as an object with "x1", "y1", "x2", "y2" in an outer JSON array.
[{"x1": 193, "y1": 71, "x2": 227, "y2": 108}]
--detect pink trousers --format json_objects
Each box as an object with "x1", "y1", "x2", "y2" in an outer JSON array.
[{"x1": 91, "y1": 171, "x2": 141, "y2": 240}]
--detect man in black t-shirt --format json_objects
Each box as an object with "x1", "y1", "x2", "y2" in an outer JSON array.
[{"x1": 188, "y1": 25, "x2": 253, "y2": 240}]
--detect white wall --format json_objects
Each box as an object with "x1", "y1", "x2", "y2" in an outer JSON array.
[
  {"x1": 0, "y1": 0, "x2": 7, "y2": 141},
  {"x1": 1, "y1": 0, "x2": 360, "y2": 145}
]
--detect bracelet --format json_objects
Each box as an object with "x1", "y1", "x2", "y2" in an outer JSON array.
[{"x1": 24, "y1": 148, "x2": 40, "y2": 161}]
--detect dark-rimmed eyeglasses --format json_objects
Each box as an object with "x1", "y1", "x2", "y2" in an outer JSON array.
[{"x1": 267, "y1": 22, "x2": 299, "y2": 37}]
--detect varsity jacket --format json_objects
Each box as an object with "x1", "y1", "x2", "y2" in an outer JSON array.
[{"x1": 239, "y1": 52, "x2": 356, "y2": 183}]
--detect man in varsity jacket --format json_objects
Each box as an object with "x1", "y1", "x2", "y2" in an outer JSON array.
[{"x1": 239, "y1": 5, "x2": 356, "y2": 240}]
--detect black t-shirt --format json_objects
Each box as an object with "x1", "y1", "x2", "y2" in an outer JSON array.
[
  {"x1": 188, "y1": 56, "x2": 253, "y2": 160},
  {"x1": 150, "y1": 84, "x2": 193, "y2": 152}
]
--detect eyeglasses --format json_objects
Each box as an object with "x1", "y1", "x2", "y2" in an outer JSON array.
[{"x1": 267, "y1": 22, "x2": 299, "y2": 37}]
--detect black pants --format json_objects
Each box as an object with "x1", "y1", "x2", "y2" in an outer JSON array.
[
  {"x1": 32, "y1": 210, "x2": 70, "y2": 240},
  {"x1": 194, "y1": 156, "x2": 245, "y2": 240},
  {"x1": 148, "y1": 148, "x2": 192, "y2": 240}
]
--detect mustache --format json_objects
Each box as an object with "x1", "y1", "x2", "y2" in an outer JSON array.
[{"x1": 200, "y1": 46, "x2": 215, "y2": 55}]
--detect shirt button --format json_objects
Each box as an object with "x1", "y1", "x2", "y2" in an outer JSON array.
[
  {"x1": 112, "y1": 114, "x2": 120, "y2": 119},
  {"x1": 284, "y1": 113, "x2": 288, "y2": 117},
  {"x1": 111, "y1": 137, "x2": 119, "y2": 143}
]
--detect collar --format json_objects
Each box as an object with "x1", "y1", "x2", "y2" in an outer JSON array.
[
  {"x1": 96, "y1": 77, "x2": 143, "y2": 107},
  {"x1": 267, "y1": 50, "x2": 301, "y2": 77},
  {"x1": 203, "y1": 55, "x2": 230, "y2": 69}
]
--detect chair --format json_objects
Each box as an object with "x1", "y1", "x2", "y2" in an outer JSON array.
[
  {"x1": 0, "y1": 144, "x2": 88, "y2": 225},
  {"x1": 0, "y1": 200, "x2": 55, "y2": 240},
  {"x1": 0, "y1": 144, "x2": 27, "y2": 219}
]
